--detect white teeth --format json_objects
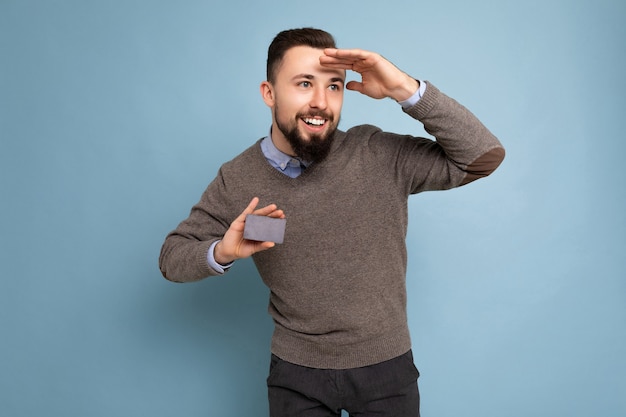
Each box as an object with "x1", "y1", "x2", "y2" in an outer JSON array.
[{"x1": 304, "y1": 118, "x2": 325, "y2": 126}]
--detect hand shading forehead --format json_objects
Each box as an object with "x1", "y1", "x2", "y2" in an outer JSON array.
[{"x1": 277, "y1": 46, "x2": 345, "y2": 83}]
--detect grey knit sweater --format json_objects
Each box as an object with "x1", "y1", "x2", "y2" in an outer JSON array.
[{"x1": 159, "y1": 83, "x2": 504, "y2": 369}]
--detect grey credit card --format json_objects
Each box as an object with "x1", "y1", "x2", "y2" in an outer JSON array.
[{"x1": 243, "y1": 214, "x2": 286, "y2": 244}]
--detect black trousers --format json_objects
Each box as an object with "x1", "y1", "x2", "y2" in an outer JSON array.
[{"x1": 267, "y1": 350, "x2": 421, "y2": 417}]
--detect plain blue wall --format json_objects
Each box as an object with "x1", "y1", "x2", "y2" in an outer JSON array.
[{"x1": 1, "y1": 0, "x2": 624, "y2": 416}]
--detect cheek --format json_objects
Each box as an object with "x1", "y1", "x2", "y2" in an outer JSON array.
[
  {"x1": 330, "y1": 94, "x2": 344, "y2": 114},
  {"x1": 273, "y1": 103, "x2": 298, "y2": 130},
  {"x1": 275, "y1": 96, "x2": 304, "y2": 119}
]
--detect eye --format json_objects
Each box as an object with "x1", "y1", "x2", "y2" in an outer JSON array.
[
  {"x1": 328, "y1": 83, "x2": 344, "y2": 92},
  {"x1": 299, "y1": 81, "x2": 311, "y2": 88}
]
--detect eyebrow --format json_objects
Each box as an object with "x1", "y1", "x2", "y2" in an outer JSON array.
[{"x1": 292, "y1": 73, "x2": 345, "y2": 84}]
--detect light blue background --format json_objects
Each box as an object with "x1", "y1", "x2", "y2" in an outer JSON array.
[{"x1": 1, "y1": 0, "x2": 624, "y2": 416}]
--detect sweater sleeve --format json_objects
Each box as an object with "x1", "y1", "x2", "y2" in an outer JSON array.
[
  {"x1": 399, "y1": 82, "x2": 505, "y2": 192},
  {"x1": 158, "y1": 169, "x2": 234, "y2": 283}
]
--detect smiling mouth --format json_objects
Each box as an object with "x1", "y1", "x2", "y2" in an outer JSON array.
[{"x1": 302, "y1": 117, "x2": 326, "y2": 127}]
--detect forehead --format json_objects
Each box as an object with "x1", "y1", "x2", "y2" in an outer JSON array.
[{"x1": 276, "y1": 46, "x2": 345, "y2": 81}]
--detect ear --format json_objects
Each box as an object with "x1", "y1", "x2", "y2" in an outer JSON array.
[{"x1": 260, "y1": 81, "x2": 275, "y2": 107}]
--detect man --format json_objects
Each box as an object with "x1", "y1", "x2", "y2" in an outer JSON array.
[{"x1": 159, "y1": 28, "x2": 504, "y2": 417}]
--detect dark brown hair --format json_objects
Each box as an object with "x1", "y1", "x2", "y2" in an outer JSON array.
[{"x1": 266, "y1": 28, "x2": 336, "y2": 83}]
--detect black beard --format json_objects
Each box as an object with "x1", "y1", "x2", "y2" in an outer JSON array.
[{"x1": 275, "y1": 109, "x2": 338, "y2": 164}]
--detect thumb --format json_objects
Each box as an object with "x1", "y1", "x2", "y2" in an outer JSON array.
[{"x1": 346, "y1": 80, "x2": 364, "y2": 94}]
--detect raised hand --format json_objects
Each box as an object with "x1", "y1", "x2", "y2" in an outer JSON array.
[{"x1": 320, "y1": 48, "x2": 419, "y2": 102}]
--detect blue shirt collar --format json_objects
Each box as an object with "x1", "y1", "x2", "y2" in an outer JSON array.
[{"x1": 261, "y1": 128, "x2": 311, "y2": 172}]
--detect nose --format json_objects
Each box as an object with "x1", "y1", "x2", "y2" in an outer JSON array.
[{"x1": 309, "y1": 86, "x2": 328, "y2": 110}]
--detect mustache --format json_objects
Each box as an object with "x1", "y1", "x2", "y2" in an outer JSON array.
[{"x1": 296, "y1": 111, "x2": 333, "y2": 120}]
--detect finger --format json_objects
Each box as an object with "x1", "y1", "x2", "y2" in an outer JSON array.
[
  {"x1": 235, "y1": 197, "x2": 260, "y2": 223},
  {"x1": 263, "y1": 209, "x2": 285, "y2": 219},
  {"x1": 252, "y1": 203, "x2": 279, "y2": 216},
  {"x1": 323, "y1": 48, "x2": 370, "y2": 59},
  {"x1": 258, "y1": 241, "x2": 276, "y2": 251},
  {"x1": 321, "y1": 49, "x2": 366, "y2": 68},
  {"x1": 320, "y1": 56, "x2": 361, "y2": 66},
  {"x1": 245, "y1": 196, "x2": 260, "y2": 212},
  {"x1": 319, "y1": 60, "x2": 354, "y2": 70}
]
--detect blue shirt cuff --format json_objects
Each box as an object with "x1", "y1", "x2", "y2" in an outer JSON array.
[
  {"x1": 398, "y1": 80, "x2": 427, "y2": 109},
  {"x1": 207, "y1": 240, "x2": 233, "y2": 274}
]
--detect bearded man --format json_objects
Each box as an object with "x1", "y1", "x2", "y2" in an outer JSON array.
[{"x1": 159, "y1": 27, "x2": 505, "y2": 417}]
